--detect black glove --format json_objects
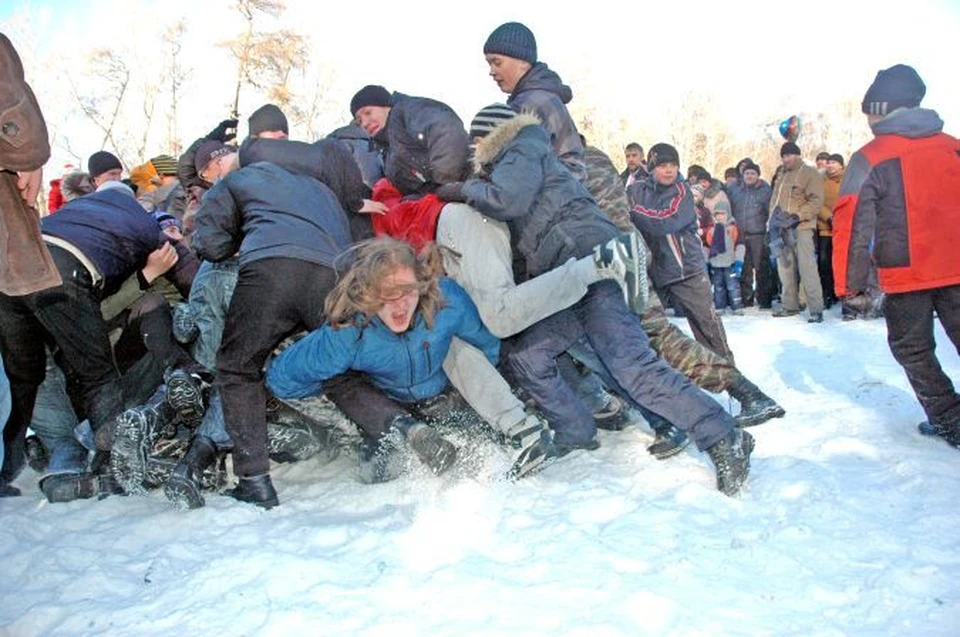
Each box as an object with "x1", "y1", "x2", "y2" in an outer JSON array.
[
  {"x1": 207, "y1": 118, "x2": 239, "y2": 143},
  {"x1": 435, "y1": 181, "x2": 467, "y2": 203}
]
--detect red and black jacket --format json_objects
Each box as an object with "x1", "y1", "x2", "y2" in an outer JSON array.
[{"x1": 833, "y1": 109, "x2": 960, "y2": 296}]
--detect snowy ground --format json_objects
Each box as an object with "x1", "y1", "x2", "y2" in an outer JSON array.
[{"x1": 2, "y1": 305, "x2": 959, "y2": 636}]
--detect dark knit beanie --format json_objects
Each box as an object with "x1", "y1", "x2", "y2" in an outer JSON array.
[
  {"x1": 350, "y1": 85, "x2": 392, "y2": 117},
  {"x1": 742, "y1": 161, "x2": 761, "y2": 176},
  {"x1": 828, "y1": 153, "x2": 845, "y2": 166},
  {"x1": 470, "y1": 103, "x2": 516, "y2": 138},
  {"x1": 248, "y1": 104, "x2": 288, "y2": 136},
  {"x1": 780, "y1": 142, "x2": 801, "y2": 157},
  {"x1": 483, "y1": 22, "x2": 537, "y2": 64},
  {"x1": 149, "y1": 154, "x2": 178, "y2": 176},
  {"x1": 815, "y1": 151, "x2": 831, "y2": 161},
  {"x1": 862, "y1": 64, "x2": 925, "y2": 116},
  {"x1": 194, "y1": 140, "x2": 233, "y2": 173},
  {"x1": 647, "y1": 143, "x2": 680, "y2": 170},
  {"x1": 87, "y1": 150, "x2": 122, "y2": 178}
]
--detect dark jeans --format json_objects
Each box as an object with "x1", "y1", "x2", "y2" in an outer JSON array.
[
  {"x1": 505, "y1": 280, "x2": 734, "y2": 450},
  {"x1": 884, "y1": 284, "x2": 960, "y2": 425},
  {"x1": 657, "y1": 272, "x2": 733, "y2": 361},
  {"x1": 217, "y1": 258, "x2": 337, "y2": 477},
  {"x1": 740, "y1": 233, "x2": 773, "y2": 307},
  {"x1": 0, "y1": 246, "x2": 123, "y2": 483},
  {"x1": 711, "y1": 266, "x2": 743, "y2": 311},
  {"x1": 817, "y1": 235, "x2": 836, "y2": 306}
]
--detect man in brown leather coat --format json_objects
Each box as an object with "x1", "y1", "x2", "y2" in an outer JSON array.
[{"x1": 0, "y1": 33, "x2": 60, "y2": 296}]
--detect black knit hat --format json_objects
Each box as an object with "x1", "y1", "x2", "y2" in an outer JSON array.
[
  {"x1": 742, "y1": 161, "x2": 761, "y2": 176},
  {"x1": 815, "y1": 151, "x2": 831, "y2": 161},
  {"x1": 827, "y1": 153, "x2": 845, "y2": 166},
  {"x1": 470, "y1": 103, "x2": 516, "y2": 138},
  {"x1": 483, "y1": 22, "x2": 537, "y2": 64},
  {"x1": 350, "y1": 85, "x2": 392, "y2": 117},
  {"x1": 862, "y1": 64, "x2": 925, "y2": 116},
  {"x1": 780, "y1": 142, "x2": 801, "y2": 157},
  {"x1": 647, "y1": 143, "x2": 680, "y2": 170},
  {"x1": 87, "y1": 150, "x2": 122, "y2": 178},
  {"x1": 248, "y1": 104, "x2": 288, "y2": 136}
]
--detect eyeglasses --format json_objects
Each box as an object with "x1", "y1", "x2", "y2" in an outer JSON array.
[{"x1": 377, "y1": 282, "x2": 427, "y2": 303}]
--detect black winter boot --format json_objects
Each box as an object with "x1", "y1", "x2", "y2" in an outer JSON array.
[
  {"x1": 111, "y1": 402, "x2": 176, "y2": 495},
  {"x1": 164, "y1": 436, "x2": 219, "y2": 509},
  {"x1": 706, "y1": 429, "x2": 755, "y2": 497},
  {"x1": 726, "y1": 374, "x2": 786, "y2": 428},
  {"x1": 593, "y1": 393, "x2": 630, "y2": 431},
  {"x1": 393, "y1": 415, "x2": 458, "y2": 476},
  {"x1": 224, "y1": 474, "x2": 279, "y2": 509},
  {"x1": 165, "y1": 369, "x2": 208, "y2": 427},
  {"x1": 39, "y1": 472, "x2": 98, "y2": 503}
]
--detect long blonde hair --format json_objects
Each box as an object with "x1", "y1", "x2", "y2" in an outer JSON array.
[{"x1": 326, "y1": 237, "x2": 446, "y2": 329}]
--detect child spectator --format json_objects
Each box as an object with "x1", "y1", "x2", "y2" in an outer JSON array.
[{"x1": 707, "y1": 203, "x2": 745, "y2": 315}]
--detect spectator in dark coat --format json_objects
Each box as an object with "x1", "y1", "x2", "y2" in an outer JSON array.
[
  {"x1": 628, "y1": 144, "x2": 735, "y2": 361},
  {"x1": 728, "y1": 161, "x2": 774, "y2": 308}
]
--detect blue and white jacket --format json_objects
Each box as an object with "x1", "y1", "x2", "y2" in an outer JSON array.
[{"x1": 266, "y1": 278, "x2": 499, "y2": 403}]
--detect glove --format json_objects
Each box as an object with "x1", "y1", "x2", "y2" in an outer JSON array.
[
  {"x1": 434, "y1": 181, "x2": 467, "y2": 203},
  {"x1": 207, "y1": 118, "x2": 239, "y2": 143},
  {"x1": 731, "y1": 260, "x2": 743, "y2": 277}
]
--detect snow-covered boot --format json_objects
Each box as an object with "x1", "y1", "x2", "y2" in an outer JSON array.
[
  {"x1": 266, "y1": 397, "x2": 341, "y2": 464},
  {"x1": 164, "y1": 436, "x2": 219, "y2": 509},
  {"x1": 111, "y1": 402, "x2": 176, "y2": 495},
  {"x1": 706, "y1": 429, "x2": 755, "y2": 497},
  {"x1": 165, "y1": 369, "x2": 208, "y2": 427},
  {"x1": 392, "y1": 415, "x2": 457, "y2": 476},
  {"x1": 727, "y1": 374, "x2": 785, "y2": 428}
]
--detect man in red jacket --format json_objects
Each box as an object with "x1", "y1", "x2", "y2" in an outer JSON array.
[{"x1": 833, "y1": 64, "x2": 960, "y2": 446}]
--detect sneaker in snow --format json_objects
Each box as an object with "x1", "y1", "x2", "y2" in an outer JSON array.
[{"x1": 165, "y1": 369, "x2": 207, "y2": 427}]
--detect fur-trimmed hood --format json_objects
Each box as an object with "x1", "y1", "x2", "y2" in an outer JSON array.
[{"x1": 472, "y1": 112, "x2": 541, "y2": 172}]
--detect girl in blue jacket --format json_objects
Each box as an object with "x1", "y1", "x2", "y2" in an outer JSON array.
[{"x1": 266, "y1": 237, "x2": 500, "y2": 482}]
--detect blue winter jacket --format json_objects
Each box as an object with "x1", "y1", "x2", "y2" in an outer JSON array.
[
  {"x1": 41, "y1": 189, "x2": 164, "y2": 296},
  {"x1": 266, "y1": 278, "x2": 499, "y2": 403}
]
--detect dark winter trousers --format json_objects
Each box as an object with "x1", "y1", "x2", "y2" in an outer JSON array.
[
  {"x1": 111, "y1": 293, "x2": 198, "y2": 374},
  {"x1": 656, "y1": 272, "x2": 734, "y2": 362},
  {"x1": 0, "y1": 246, "x2": 124, "y2": 483},
  {"x1": 324, "y1": 372, "x2": 480, "y2": 442},
  {"x1": 216, "y1": 258, "x2": 337, "y2": 478},
  {"x1": 505, "y1": 280, "x2": 734, "y2": 450},
  {"x1": 739, "y1": 232, "x2": 773, "y2": 308},
  {"x1": 817, "y1": 235, "x2": 836, "y2": 307},
  {"x1": 884, "y1": 284, "x2": 960, "y2": 426},
  {"x1": 711, "y1": 266, "x2": 743, "y2": 311}
]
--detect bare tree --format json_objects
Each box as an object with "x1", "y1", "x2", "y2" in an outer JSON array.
[
  {"x1": 223, "y1": 0, "x2": 307, "y2": 118},
  {"x1": 162, "y1": 19, "x2": 191, "y2": 156},
  {"x1": 69, "y1": 48, "x2": 131, "y2": 159}
]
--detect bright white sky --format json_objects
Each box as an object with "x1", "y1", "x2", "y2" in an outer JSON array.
[{"x1": 2, "y1": 0, "x2": 959, "y2": 172}]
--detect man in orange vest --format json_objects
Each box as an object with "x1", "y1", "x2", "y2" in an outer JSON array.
[{"x1": 833, "y1": 64, "x2": 960, "y2": 446}]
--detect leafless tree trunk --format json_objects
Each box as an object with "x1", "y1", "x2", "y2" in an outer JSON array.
[{"x1": 163, "y1": 19, "x2": 190, "y2": 156}]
